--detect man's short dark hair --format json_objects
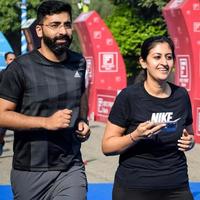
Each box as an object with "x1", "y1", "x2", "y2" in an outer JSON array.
[
  {"x1": 4, "y1": 52, "x2": 15, "y2": 60},
  {"x1": 37, "y1": 0, "x2": 72, "y2": 24}
]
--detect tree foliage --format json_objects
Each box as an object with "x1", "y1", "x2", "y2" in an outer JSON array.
[
  {"x1": 0, "y1": 0, "x2": 114, "y2": 54},
  {"x1": 0, "y1": 0, "x2": 40, "y2": 32},
  {"x1": 70, "y1": 0, "x2": 115, "y2": 52},
  {"x1": 110, "y1": 0, "x2": 168, "y2": 12},
  {"x1": 0, "y1": 0, "x2": 41, "y2": 55},
  {"x1": 0, "y1": 0, "x2": 169, "y2": 78},
  {"x1": 106, "y1": 0, "x2": 170, "y2": 78}
]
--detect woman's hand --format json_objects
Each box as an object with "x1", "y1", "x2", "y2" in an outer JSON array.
[
  {"x1": 102, "y1": 120, "x2": 165, "y2": 155},
  {"x1": 134, "y1": 121, "x2": 166, "y2": 138},
  {"x1": 177, "y1": 129, "x2": 195, "y2": 151}
]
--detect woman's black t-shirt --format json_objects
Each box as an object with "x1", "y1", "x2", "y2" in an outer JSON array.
[{"x1": 108, "y1": 82, "x2": 193, "y2": 189}]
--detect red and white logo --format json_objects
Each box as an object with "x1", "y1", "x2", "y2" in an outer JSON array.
[
  {"x1": 85, "y1": 57, "x2": 94, "y2": 84},
  {"x1": 196, "y1": 107, "x2": 200, "y2": 136},
  {"x1": 177, "y1": 55, "x2": 191, "y2": 90},
  {"x1": 193, "y1": 22, "x2": 200, "y2": 32},
  {"x1": 98, "y1": 52, "x2": 118, "y2": 72},
  {"x1": 97, "y1": 94, "x2": 115, "y2": 117}
]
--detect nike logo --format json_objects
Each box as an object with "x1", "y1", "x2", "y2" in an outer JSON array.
[{"x1": 151, "y1": 112, "x2": 173, "y2": 123}]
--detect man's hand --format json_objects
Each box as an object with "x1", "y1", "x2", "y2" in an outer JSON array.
[
  {"x1": 177, "y1": 129, "x2": 195, "y2": 151},
  {"x1": 44, "y1": 109, "x2": 72, "y2": 130},
  {"x1": 75, "y1": 121, "x2": 90, "y2": 142}
]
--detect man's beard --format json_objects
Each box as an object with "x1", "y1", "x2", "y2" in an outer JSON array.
[{"x1": 43, "y1": 34, "x2": 73, "y2": 56}]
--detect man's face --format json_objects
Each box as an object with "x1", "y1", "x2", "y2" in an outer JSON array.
[
  {"x1": 39, "y1": 12, "x2": 73, "y2": 56},
  {"x1": 6, "y1": 53, "x2": 16, "y2": 65}
]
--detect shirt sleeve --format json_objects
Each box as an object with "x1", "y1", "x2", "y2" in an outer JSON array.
[
  {"x1": 0, "y1": 61, "x2": 24, "y2": 104},
  {"x1": 79, "y1": 57, "x2": 86, "y2": 94},
  {"x1": 184, "y1": 89, "x2": 193, "y2": 126},
  {"x1": 108, "y1": 88, "x2": 130, "y2": 128},
  {"x1": 0, "y1": 69, "x2": 5, "y2": 81}
]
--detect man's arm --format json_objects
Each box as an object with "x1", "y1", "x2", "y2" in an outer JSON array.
[
  {"x1": 75, "y1": 90, "x2": 90, "y2": 141},
  {"x1": 79, "y1": 90, "x2": 88, "y2": 123},
  {"x1": 0, "y1": 98, "x2": 72, "y2": 131}
]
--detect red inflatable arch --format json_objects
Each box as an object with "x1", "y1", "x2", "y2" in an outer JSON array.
[
  {"x1": 74, "y1": 11, "x2": 127, "y2": 122},
  {"x1": 163, "y1": 0, "x2": 200, "y2": 143}
]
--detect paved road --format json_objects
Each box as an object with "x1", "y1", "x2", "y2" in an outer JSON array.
[{"x1": 0, "y1": 121, "x2": 200, "y2": 184}]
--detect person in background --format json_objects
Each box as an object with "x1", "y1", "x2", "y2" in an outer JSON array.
[
  {"x1": 4, "y1": 52, "x2": 16, "y2": 65},
  {"x1": 0, "y1": 51, "x2": 16, "y2": 156},
  {"x1": 0, "y1": 1, "x2": 90, "y2": 199},
  {"x1": 102, "y1": 36, "x2": 195, "y2": 200}
]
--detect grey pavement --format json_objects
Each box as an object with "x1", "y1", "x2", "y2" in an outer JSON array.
[{"x1": 0, "y1": 121, "x2": 200, "y2": 185}]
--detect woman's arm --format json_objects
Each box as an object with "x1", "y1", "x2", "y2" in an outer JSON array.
[
  {"x1": 102, "y1": 121, "x2": 133, "y2": 156},
  {"x1": 102, "y1": 120, "x2": 166, "y2": 156}
]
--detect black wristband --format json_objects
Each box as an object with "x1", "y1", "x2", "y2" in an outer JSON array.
[{"x1": 75, "y1": 130, "x2": 91, "y2": 142}]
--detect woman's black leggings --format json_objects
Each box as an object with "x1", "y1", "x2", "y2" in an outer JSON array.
[{"x1": 112, "y1": 182, "x2": 194, "y2": 200}]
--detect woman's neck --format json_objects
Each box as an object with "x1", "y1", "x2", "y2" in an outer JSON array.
[{"x1": 144, "y1": 79, "x2": 171, "y2": 98}]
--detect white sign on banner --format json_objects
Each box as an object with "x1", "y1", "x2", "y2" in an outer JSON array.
[
  {"x1": 98, "y1": 52, "x2": 118, "y2": 72},
  {"x1": 197, "y1": 107, "x2": 200, "y2": 136}
]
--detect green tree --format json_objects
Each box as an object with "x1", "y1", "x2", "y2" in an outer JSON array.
[
  {"x1": 105, "y1": 0, "x2": 169, "y2": 79},
  {"x1": 70, "y1": 0, "x2": 115, "y2": 52},
  {"x1": 110, "y1": 0, "x2": 168, "y2": 12},
  {"x1": 0, "y1": 0, "x2": 114, "y2": 55},
  {"x1": 0, "y1": 0, "x2": 41, "y2": 55}
]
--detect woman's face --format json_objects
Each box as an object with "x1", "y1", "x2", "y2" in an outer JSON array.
[{"x1": 142, "y1": 42, "x2": 174, "y2": 82}]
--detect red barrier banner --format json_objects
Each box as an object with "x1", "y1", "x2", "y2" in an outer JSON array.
[
  {"x1": 74, "y1": 11, "x2": 127, "y2": 122},
  {"x1": 163, "y1": 0, "x2": 200, "y2": 142},
  {"x1": 95, "y1": 89, "x2": 118, "y2": 122}
]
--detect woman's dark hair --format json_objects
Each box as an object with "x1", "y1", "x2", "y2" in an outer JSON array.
[
  {"x1": 134, "y1": 36, "x2": 175, "y2": 84},
  {"x1": 37, "y1": 0, "x2": 72, "y2": 24},
  {"x1": 141, "y1": 35, "x2": 175, "y2": 61}
]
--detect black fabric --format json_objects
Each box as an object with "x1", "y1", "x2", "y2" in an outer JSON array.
[
  {"x1": 0, "y1": 69, "x2": 4, "y2": 81},
  {"x1": 109, "y1": 82, "x2": 193, "y2": 189},
  {"x1": 113, "y1": 181, "x2": 194, "y2": 200},
  {"x1": 0, "y1": 49, "x2": 86, "y2": 171}
]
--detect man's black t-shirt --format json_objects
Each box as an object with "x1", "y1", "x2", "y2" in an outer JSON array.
[
  {"x1": 0, "y1": 49, "x2": 86, "y2": 171},
  {"x1": 109, "y1": 82, "x2": 193, "y2": 189}
]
